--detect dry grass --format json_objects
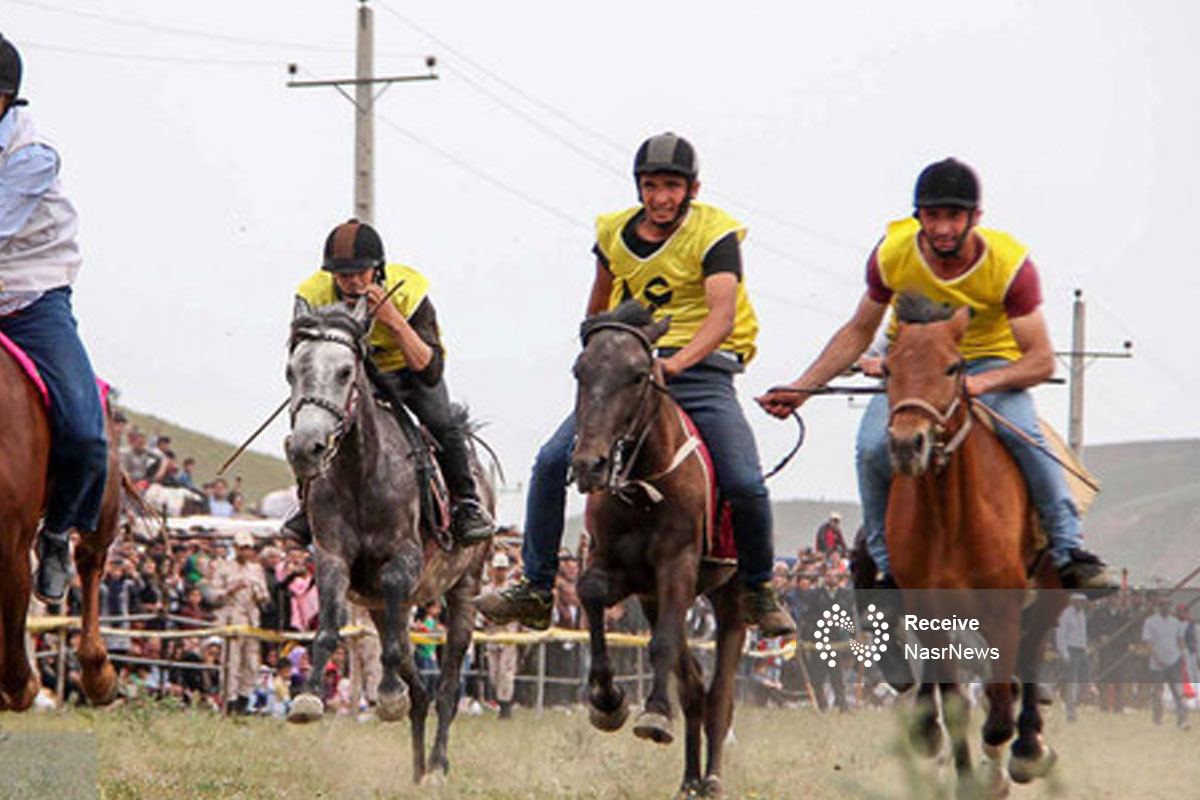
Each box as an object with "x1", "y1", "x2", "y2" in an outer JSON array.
[{"x1": 0, "y1": 699, "x2": 1195, "y2": 799}]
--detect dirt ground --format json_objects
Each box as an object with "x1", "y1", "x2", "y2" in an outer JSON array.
[{"x1": 0, "y1": 699, "x2": 1194, "y2": 799}]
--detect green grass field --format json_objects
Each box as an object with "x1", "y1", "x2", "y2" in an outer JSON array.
[{"x1": 0, "y1": 700, "x2": 1194, "y2": 799}]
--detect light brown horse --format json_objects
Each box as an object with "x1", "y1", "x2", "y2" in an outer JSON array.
[
  {"x1": 882, "y1": 294, "x2": 1066, "y2": 799},
  {"x1": 0, "y1": 346, "x2": 122, "y2": 711},
  {"x1": 572, "y1": 302, "x2": 746, "y2": 799}
]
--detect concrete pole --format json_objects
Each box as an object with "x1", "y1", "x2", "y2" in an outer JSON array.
[
  {"x1": 354, "y1": 1, "x2": 374, "y2": 224},
  {"x1": 1068, "y1": 289, "x2": 1086, "y2": 454}
]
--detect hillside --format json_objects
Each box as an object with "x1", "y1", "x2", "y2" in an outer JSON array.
[{"x1": 120, "y1": 408, "x2": 294, "y2": 507}]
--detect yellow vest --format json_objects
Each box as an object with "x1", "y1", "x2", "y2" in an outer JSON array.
[
  {"x1": 596, "y1": 202, "x2": 759, "y2": 363},
  {"x1": 877, "y1": 218, "x2": 1029, "y2": 362},
  {"x1": 295, "y1": 263, "x2": 433, "y2": 372}
]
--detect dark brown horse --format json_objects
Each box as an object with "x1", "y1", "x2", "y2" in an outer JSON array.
[
  {"x1": 0, "y1": 346, "x2": 122, "y2": 711},
  {"x1": 883, "y1": 294, "x2": 1066, "y2": 799},
  {"x1": 572, "y1": 302, "x2": 745, "y2": 799}
]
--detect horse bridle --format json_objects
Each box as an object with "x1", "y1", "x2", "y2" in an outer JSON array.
[
  {"x1": 577, "y1": 321, "x2": 674, "y2": 499},
  {"x1": 887, "y1": 358, "x2": 974, "y2": 469},
  {"x1": 288, "y1": 327, "x2": 365, "y2": 470}
]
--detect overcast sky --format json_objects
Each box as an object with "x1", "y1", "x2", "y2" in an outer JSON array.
[{"x1": 6, "y1": 0, "x2": 1196, "y2": 524}]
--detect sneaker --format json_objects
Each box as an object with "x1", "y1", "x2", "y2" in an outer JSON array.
[
  {"x1": 740, "y1": 583, "x2": 797, "y2": 637},
  {"x1": 281, "y1": 507, "x2": 312, "y2": 546},
  {"x1": 34, "y1": 530, "x2": 73, "y2": 604},
  {"x1": 451, "y1": 499, "x2": 495, "y2": 544},
  {"x1": 476, "y1": 578, "x2": 553, "y2": 630},
  {"x1": 1058, "y1": 548, "x2": 1119, "y2": 597}
]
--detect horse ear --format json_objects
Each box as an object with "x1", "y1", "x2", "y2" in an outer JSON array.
[
  {"x1": 949, "y1": 306, "x2": 971, "y2": 341},
  {"x1": 293, "y1": 295, "x2": 313, "y2": 320},
  {"x1": 646, "y1": 315, "x2": 672, "y2": 344}
]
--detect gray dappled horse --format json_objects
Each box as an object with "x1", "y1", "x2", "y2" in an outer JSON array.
[{"x1": 284, "y1": 297, "x2": 493, "y2": 783}]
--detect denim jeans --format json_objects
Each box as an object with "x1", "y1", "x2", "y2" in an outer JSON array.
[
  {"x1": 0, "y1": 286, "x2": 108, "y2": 533},
  {"x1": 856, "y1": 357, "x2": 1083, "y2": 576},
  {"x1": 521, "y1": 364, "x2": 773, "y2": 589}
]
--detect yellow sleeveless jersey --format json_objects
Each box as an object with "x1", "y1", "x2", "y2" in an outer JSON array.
[
  {"x1": 295, "y1": 263, "x2": 432, "y2": 372},
  {"x1": 596, "y1": 202, "x2": 759, "y2": 363},
  {"x1": 877, "y1": 217, "x2": 1029, "y2": 362}
]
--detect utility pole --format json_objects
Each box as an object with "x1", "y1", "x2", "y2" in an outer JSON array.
[
  {"x1": 1056, "y1": 289, "x2": 1133, "y2": 454},
  {"x1": 287, "y1": 0, "x2": 437, "y2": 225}
]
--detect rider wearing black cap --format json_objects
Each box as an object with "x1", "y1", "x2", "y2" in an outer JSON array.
[
  {"x1": 0, "y1": 33, "x2": 110, "y2": 603},
  {"x1": 286, "y1": 218, "x2": 495, "y2": 545},
  {"x1": 478, "y1": 133, "x2": 796, "y2": 636},
  {"x1": 759, "y1": 157, "x2": 1118, "y2": 597}
]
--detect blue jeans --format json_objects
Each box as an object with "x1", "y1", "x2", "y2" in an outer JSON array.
[
  {"x1": 522, "y1": 364, "x2": 773, "y2": 588},
  {"x1": 0, "y1": 287, "x2": 108, "y2": 533},
  {"x1": 857, "y1": 357, "x2": 1082, "y2": 576}
]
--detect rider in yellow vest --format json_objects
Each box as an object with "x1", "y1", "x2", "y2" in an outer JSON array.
[
  {"x1": 758, "y1": 158, "x2": 1118, "y2": 597},
  {"x1": 284, "y1": 219, "x2": 494, "y2": 545},
  {"x1": 478, "y1": 133, "x2": 795, "y2": 636}
]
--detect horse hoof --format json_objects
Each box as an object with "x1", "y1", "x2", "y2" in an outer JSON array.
[
  {"x1": 966, "y1": 767, "x2": 1009, "y2": 800},
  {"x1": 420, "y1": 770, "x2": 445, "y2": 787},
  {"x1": 376, "y1": 688, "x2": 411, "y2": 722},
  {"x1": 1008, "y1": 744, "x2": 1056, "y2": 784},
  {"x1": 700, "y1": 776, "x2": 724, "y2": 798},
  {"x1": 632, "y1": 710, "x2": 674, "y2": 745},
  {"x1": 675, "y1": 780, "x2": 703, "y2": 800},
  {"x1": 589, "y1": 695, "x2": 629, "y2": 732},
  {"x1": 2, "y1": 676, "x2": 41, "y2": 712},
  {"x1": 909, "y1": 720, "x2": 943, "y2": 758},
  {"x1": 287, "y1": 693, "x2": 325, "y2": 724},
  {"x1": 84, "y1": 664, "x2": 120, "y2": 707}
]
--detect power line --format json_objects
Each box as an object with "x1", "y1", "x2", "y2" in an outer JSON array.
[
  {"x1": 8, "y1": 0, "x2": 420, "y2": 56},
  {"x1": 20, "y1": 40, "x2": 284, "y2": 67}
]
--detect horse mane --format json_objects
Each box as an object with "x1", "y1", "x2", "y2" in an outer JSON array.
[
  {"x1": 895, "y1": 293, "x2": 959, "y2": 325},
  {"x1": 579, "y1": 300, "x2": 654, "y2": 344},
  {"x1": 290, "y1": 304, "x2": 367, "y2": 349}
]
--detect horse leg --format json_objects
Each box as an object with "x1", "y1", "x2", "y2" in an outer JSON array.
[
  {"x1": 374, "y1": 548, "x2": 429, "y2": 783},
  {"x1": 578, "y1": 563, "x2": 628, "y2": 731},
  {"x1": 675, "y1": 647, "x2": 706, "y2": 796},
  {"x1": 427, "y1": 575, "x2": 476, "y2": 778},
  {"x1": 1009, "y1": 593, "x2": 1061, "y2": 784},
  {"x1": 701, "y1": 580, "x2": 746, "y2": 799},
  {"x1": 633, "y1": 555, "x2": 696, "y2": 746},
  {"x1": 0, "y1": 520, "x2": 38, "y2": 711},
  {"x1": 976, "y1": 682, "x2": 1016, "y2": 800},
  {"x1": 73, "y1": 536, "x2": 117, "y2": 705},
  {"x1": 940, "y1": 683, "x2": 975, "y2": 800},
  {"x1": 910, "y1": 682, "x2": 943, "y2": 757},
  {"x1": 287, "y1": 550, "x2": 350, "y2": 724}
]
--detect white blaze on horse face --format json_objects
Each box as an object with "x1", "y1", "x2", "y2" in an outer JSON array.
[{"x1": 287, "y1": 336, "x2": 358, "y2": 478}]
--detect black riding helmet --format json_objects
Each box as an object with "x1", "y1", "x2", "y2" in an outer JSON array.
[
  {"x1": 0, "y1": 34, "x2": 28, "y2": 108},
  {"x1": 913, "y1": 157, "x2": 979, "y2": 211},
  {"x1": 633, "y1": 132, "x2": 699, "y2": 228},
  {"x1": 322, "y1": 219, "x2": 384, "y2": 273}
]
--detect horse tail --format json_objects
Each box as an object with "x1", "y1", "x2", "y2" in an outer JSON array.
[{"x1": 455, "y1": 402, "x2": 506, "y2": 487}]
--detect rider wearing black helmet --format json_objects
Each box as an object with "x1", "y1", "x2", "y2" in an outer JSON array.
[
  {"x1": 0, "y1": 33, "x2": 110, "y2": 603},
  {"x1": 759, "y1": 156, "x2": 1118, "y2": 597},
  {"x1": 285, "y1": 218, "x2": 495, "y2": 546},
  {"x1": 478, "y1": 133, "x2": 796, "y2": 636}
]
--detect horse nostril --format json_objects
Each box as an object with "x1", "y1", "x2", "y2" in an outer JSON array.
[
  {"x1": 913, "y1": 431, "x2": 926, "y2": 454},
  {"x1": 309, "y1": 440, "x2": 327, "y2": 458}
]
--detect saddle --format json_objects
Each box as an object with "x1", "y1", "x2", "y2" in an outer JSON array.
[{"x1": 0, "y1": 329, "x2": 113, "y2": 415}]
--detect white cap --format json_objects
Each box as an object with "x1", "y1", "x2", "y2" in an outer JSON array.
[
  {"x1": 491, "y1": 552, "x2": 511, "y2": 569},
  {"x1": 830, "y1": 511, "x2": 842, "y2": 521},
  {"x1": 233, "y1": 531, "x2": 255, "y2": 548}
]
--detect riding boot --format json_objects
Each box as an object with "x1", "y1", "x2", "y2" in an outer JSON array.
[
  {"x1": 477, "y1": 578, "x2": 553, "y2": 630},
  {"x1": 855, "y1": 572, "x2": 914, "y2": 693},
  {"x1": 34, "y1": 528, "x2": 74, "y2": 605},
  {"x1": 740, "y1": 583, "x2": 797, "y2": 638},
  {"x1": 1057, "y1": 548, "x2": 1119, "y2": 597},
  {"x1": 281, "y1": 482, "x2": 312, "y2": 546},
  {"x1": 435, "y1": 429, "x2": 495, "y2": 545}
]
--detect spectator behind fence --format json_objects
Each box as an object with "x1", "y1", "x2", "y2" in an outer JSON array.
[
  {"x1": 1142, "y1": 595, "x2": 1189, "y2": 730},
  {"x1": 814, "y1": 511, "x2": 847, "y2": 557},
  {"x1": 209, "y1": 531, "x2": 269, "y2": 714}
]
